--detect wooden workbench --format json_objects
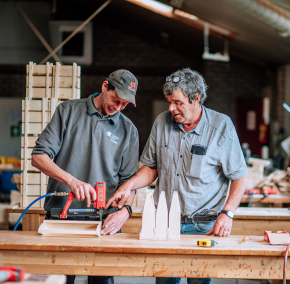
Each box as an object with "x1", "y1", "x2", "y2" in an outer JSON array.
[{"x1": 0, "y1": 231, "x2": 289, "y2": 280}]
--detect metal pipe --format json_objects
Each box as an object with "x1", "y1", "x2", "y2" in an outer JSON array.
[{"x1": 227, "y1": 0, "x2": 290, "y2": 37}]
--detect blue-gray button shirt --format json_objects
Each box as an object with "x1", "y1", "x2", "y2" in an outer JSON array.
[
  {"x1": 140, "y1": 106, "x2": 247, "y2": 217},
  {"x1": 32, "y1": 95, "x2": 139, "y2": 214}
]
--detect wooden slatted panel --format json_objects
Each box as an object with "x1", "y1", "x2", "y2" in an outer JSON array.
[
  {"x1": 25, "y1": 76, "x2": 53, "y2": 87},
  {"x1": 25, "y1": 88, "x2": 80, "y2": 99},
  {"x1": 21, "y1": 99, "x2": 63, "y2": 111},
  {"x1": 52, "y1": 64, "x2": 81, "y2": 77},
  {"x1": 21, "y1": 173, "x2": 49, "y2": 185},
  {"x1": 21, "y1": 137, "x2": 38, "y2": 148},
  {"x1": 20, "y1": 184, "x2": 46, "y2": 196},
  {"x1": 26, "y1": 64, "x2": 53, "y2": 76}
]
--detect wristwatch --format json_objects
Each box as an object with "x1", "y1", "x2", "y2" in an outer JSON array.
[
  {"x1": 220, "y1": 210, "x2": 235, "y2": 219},
  {"x1": 123, "y1": 205, "x2": 132, "y2": 217}
]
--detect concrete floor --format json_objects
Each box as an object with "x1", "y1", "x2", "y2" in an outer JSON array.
[{"x1": 75, "y1": 276, "x2": 274, "y2": 284}]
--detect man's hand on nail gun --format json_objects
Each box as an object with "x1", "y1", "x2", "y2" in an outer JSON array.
[
  {"x1": 67, "y1": 178, "x2": 96, "y2": 207},
  {"x1": 101, "y1": 208, "x2": 129, "y2": 235},
  {"x1": 105, "y1": 184, "x2": 131, "y2": 209}
]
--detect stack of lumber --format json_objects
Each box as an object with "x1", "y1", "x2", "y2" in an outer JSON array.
[
  {"x1": 256, "y1": 168, "x2": 290, "y2": 193},
  {"x1": 21, "y1": 62, "x2": 81, "y2": 208}
]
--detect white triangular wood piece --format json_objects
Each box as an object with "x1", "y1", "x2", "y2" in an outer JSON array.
[
  {"x1": 155, "y1": 191, "x2": 168, "y2": 240},
  {"x1": 139, "y1": 191, "x2": 155, "y2": 240},
  {"x1": 168, "y1": 191, "x2": 181, "y2": 240}
]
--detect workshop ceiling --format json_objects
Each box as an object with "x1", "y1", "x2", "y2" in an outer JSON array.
[{"x1": 46, "y1": 0, "x2": 290, "y2": 66}]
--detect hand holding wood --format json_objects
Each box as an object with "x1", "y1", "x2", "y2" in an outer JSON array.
[{"x1": 100, "y1": 209, "x2": 129, "y2": 235}]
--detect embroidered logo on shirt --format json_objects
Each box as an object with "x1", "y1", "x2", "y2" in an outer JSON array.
[{"x1": 106, "y1": 131, "x2": 119, "y2": 144}]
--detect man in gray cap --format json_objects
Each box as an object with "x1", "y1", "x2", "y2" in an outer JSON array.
[{"x1": 31, "y1": 69, "x2": 139, "y2": 284}]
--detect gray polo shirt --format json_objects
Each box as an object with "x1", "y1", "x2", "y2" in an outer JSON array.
[
  {"x1": 32, "y1": 94, "x2": 139, "y2": 214},
  {"x1": 140, "y1": 106, "x2": 247, "y2": 218}
]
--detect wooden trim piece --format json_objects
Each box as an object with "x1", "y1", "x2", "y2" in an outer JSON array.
[
  {"x1": 51, "y1": 98, "x2": 55, "y2": 119},
  {"x1": 168, "y1": 191, "x2": 180, "y2": 240},
  {"x1": 38, "y1": 220, "x2": 102, "y2": 236},
  {"x1": 73, "y1": 62, "x2": 76, "y2": 99},
  {"x1": 140, "y1": 191, "x2": 155, "y2": 240},
  {"x1": 28, "y1": 62, "x2": 33, "y2": 99},
  {"x1": 54, "y1": 63, "x2": 60, "y2": 100},
  {"x1": 155, "y1": 191, "x2": 168, "y2": 240}
]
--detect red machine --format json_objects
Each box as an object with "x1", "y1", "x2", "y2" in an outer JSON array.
[{"x1": 51, "y1": 182, "x2": 106, "y2": 221}]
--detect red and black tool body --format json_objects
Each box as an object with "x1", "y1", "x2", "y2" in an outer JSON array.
[
  {"x1": 50, "y1": 182, "x2": 107, "y2": 221},
  {"x1": 0, "y1": 267, "x2": 25, "y2": 282}
]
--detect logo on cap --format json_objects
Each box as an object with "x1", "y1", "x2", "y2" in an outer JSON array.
[{"x1": 128, "y1": 82, "x2": 136, "y2": 91}]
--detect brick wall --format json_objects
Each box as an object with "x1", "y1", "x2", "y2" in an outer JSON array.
[
  {"x1": 0, "y1": 21, "x2": 268, "y2": 154},
  {"x1": 202, "y1": 60, "x2": 265, "y2": 125}
]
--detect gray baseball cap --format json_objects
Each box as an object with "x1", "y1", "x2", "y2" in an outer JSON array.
[{"x1": 107, "y1": 70, "x2": 138, "y2": 106}]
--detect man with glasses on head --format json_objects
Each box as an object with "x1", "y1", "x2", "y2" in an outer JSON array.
[
  {"x1": 31, "y1": 70, "x2": 139, "y2": 284},
  {"x1": 106, "y1": 67, "x2": 247, "y2": 284}
]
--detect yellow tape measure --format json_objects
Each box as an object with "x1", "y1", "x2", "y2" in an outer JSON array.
[{"x1": 197, "y1": 239, "x2": 218, "y2": 247}]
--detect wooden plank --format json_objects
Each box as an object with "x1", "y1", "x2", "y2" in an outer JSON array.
[
  {"x1": 7, "y1": 207, "x2": 46, "y2": 214},
  {"x1": 54, "y1": 62, "x2": 60, "y2": 100},
  {"x1": 73, "y1": 62, "x2": 77, "y2": 99},
  {"x1": 21, "y1": 147, "x2": 33, "y2": 158},
  {"x1": 22, "y1": 123, "x2": 48, "y2": 134},
  {"x1": 21, "y1": 160, "x2": 40, "y2": 172},
  {"x1": 38, "y1": 220, "x2": 102, "y2": 236},
  {"x1": 232, "y1": 219, "x2": 290, "y2": 236},
  {"x1": 21, "y1": 173, "x2": 49, "y2": 185},
  {"x1": 52, "y1": 65, "x2": 81, "y2": 77},
  {"x1": 19, "y1": 184, "x2": 45, "y2": 196},
  {"x1": 28, "y1": 62, "x2": 33, "y2": 99},
  {"x1": 23, "y1": 214, "x2": 45, "y2": 231},
  {"x1": 139, "y1": 191, "x2": 155, "y2": 239},
  {"x1": 168, "y1": 191, "x2": 180, "y2": 240},
  {"x1": 22, "y1": 111, "x2": 50, "y2": 123},
  {"x1": 21, "y1": 196, "x2": 41, "y2": 208},
  {"x1": 235, "y1": 207, "x2": 290, "y2": 220},
  {"x1": 21, "y1": 136, "x2": 38, "y2": 148},
  {"x1": 26, "y1": 75, "x2": 53, "y2": 87},
  {"x1": 52, "y1": 76, "x2": 80, "y2": 88},
  {"x1": 52, "y1": 87, "x2": 80, "y2": 99},
  {"x1": 1, "y1": 249, "x2": 289, "y2": 279},
  {"x1": 122, "y1": 218, "x2": 142, "y2": 234},
  {"x1": 25, "y1": 87, "x2": 80, "y2": 99},
  {"x1": 22, "y1": 100, "x2": 63, "y2": 111},
  {"x1": 26, "y1": 64, "x2": 53, "y2": 76},
  {"x1": 0, "y1": 232, "x2": 289, "y2": 256},
  {"x1": 155, "y1": 191, "x2": 167, "y2": 240}
]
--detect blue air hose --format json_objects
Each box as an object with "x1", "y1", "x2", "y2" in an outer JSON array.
[{"x1": 13, "y1": 193, "x2": 52, "y2": 231}]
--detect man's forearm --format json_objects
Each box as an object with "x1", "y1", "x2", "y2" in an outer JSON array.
[
  {"x1": 31, "y1": 154, "x2": 74, "y2": 186},
  {"x1": 124, "y1": 165, "x2": 158, "y2": 192},
  {"x1": 223, "y1": 175, "x2": 247, "y2": 212}
]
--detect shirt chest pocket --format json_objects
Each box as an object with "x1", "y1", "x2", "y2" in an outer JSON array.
[{"x1": 186, "y1": 154, "x2": 206, "y2": 178}]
